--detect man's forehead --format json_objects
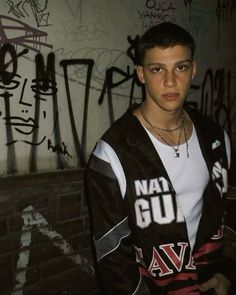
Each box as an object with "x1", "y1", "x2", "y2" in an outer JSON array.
[
  {"x1": 143, "y1": 45, "x2": 192, "y2": 63},
  {"x1": 145, "y1": 45, "x2": 192, "y2": 55}
]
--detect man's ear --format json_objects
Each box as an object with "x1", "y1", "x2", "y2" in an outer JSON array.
[
  {"x1": 191, "y1": 61, "x2": 197, "y2": 79},
  {"x1": 136, "y1": 65, "x2": 145, "y2": 84}
]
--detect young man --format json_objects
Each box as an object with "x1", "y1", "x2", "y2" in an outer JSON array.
[{"x1": 85, "y1": 22, "x2": 234, "y2": 294}]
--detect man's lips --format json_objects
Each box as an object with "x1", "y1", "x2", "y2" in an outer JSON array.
[{"x1": 161, "y1": 93, "x2": 180, "y2": 100}]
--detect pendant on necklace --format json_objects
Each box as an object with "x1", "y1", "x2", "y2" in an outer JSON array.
[{"x1": 174, "y1": 148, "x2": 180, "y2": 158}]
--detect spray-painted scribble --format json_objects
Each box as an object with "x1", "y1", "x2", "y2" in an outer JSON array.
[
  {"x1": 0, "y1": 43, "x2": 30, "y2": 173},
  {"x1": 12, "y1": 205, "x2": 94, "y2": 294},
  {"x1": 7, "y1": 0, "x2": 29, "y2": 18},
  {"x1": 55, "y1": 47, "x2": 129, "y2": 89},
  {"x1": 63, "y1": 0, "x2": 82, "y2": 20},
  {"x1": 55, "y1": 7, "x2": 107, "y2": 45},
  {"x1": 29, "y1": 0, "x2": 50, "y2": 27},
  {"x1": 1, "y1": 64, "x2": 40, "y2": 141},
  {"x1": 7, "y1": 0, "x2": 50, "y2": 27},
  {"x1": 184, "y1": 0, "x2": 193, "y2": 8},
  {"x1": 0, "y1": 31, "x2": 235, "y2": 175},
  {"x1": 216, "y1": 0, "x2": 233, "y2": 23},
  {"x1": 0, "y1": 15, "x2": 52, "y2": 52},
  {"x1": 0, "y1": 44, "x2": 75, "y2": 173},
  {"x1": 30, "y1": 52, "x2": 68, "y2": 172},
  {"x1": 138, "y1": 0, "x2": 176, "y2": 30},
  {"x1": 47, "y1": 139, "x2": 72, "y2": 158},
  {"x1": 60, "y1": 59, "x2": 94, "y2": 166},
  {"x1": 98, "y1": 35, "x2": 142, "y2": 124},
  {"x1": 98, "y1": 66, "x2": 132, "y2": 123},
  {"x1": 0, "y1": 2, "x2": 233, "y2": 295},
  {"x1": 201, "y1": 68, "x2": 233, "y2": 133},
  {"x1": 215, "y1": 0, "x2": 235, "y2": 49},
  {"x1": 180, "y1": 2, "x2": 214, "y2": 44}
]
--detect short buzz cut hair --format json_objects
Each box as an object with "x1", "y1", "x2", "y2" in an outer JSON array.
[{"x1": 137, "y1": 22, "x2": 195, "y2": 65}]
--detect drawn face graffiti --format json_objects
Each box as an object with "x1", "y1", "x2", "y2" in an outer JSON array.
[
  {"x1": 0, "y1": 72, "x2": 45, "y2": 145},
  {"x1": 0, "y1": 44, "x2": 48, "y2": 146},
  {"x1": 0, "y1": 44, "x2": 70, "y2": 174}
]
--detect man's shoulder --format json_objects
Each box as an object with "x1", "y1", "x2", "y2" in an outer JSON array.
[
  {"x1": 106, "y1": 111, "x2": 131, "y2": 132},
  {"x1": 185, "y1": 105, "x2": 223, "y2": 130},
  {"x1": 102, "y1": 105, "x2": 141, "y2": 146}
]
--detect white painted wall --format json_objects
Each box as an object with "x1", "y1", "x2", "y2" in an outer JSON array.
[{"x1": 0, "y1": 0, "x2": 235, "y2": 174}]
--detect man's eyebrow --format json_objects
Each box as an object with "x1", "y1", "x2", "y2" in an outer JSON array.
[
  {"x1": 146, "y1": 59, "x2": 193, "y2": 67},
  {"x1": 175, "y1": 59, "x2": 193, "y2": 64}
]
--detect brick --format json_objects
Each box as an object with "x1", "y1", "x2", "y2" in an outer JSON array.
[
  {"x1": 0, "y1": 170, "x2": 84, "y2": 189},
  {"x1": 9, "y1": 208, "x2": 57, "y2": 235},
  {"x1": 30, "y1": 219, "x2": 80, "y2": 244},
  {"x1": 80, "y1": 189, "x2": 89, "y2": 216},
  {"x1": 56, "y1": 219, "x2": 86, "y2": 237},
  {"x1": 9, "y1": 214, "x2": 23, "y2": 233},
  {"x1": 0, "y1": 169, "x2": 130, "y2": 295},
  {"x1": 70, "y1": 232, "x2": 91, "y2": 251},
  {"x1": 26, "y1": 240, "x2": 64, "y2": 265},
  {"x1": 0, "y1": 196, "x2": 14, "y2": 216},
  {"x1": 15, "y1": 191, "x2": 49, "y2": 213},
  {"x1": 52, "y1": 182, "x2": 81, "y2": 196},
  {"x1": 32, "y1": 207, "x2": 58, "y2": 228},
  {"x1": 40, "y1": 256, "x2": 78, "y2": 278},
  {"x1": 24, "y1": 268, "x2": 97, "y2": 294},
  {"x1": 48, "y1": 195, "x2": 59, "y2": 223},
  {"x1": 25, "y1": 266, "x2": 41, "y2": 285},
  {"x1": 0, "y1": 219, "x2": 7, "y2": 236},
  {"x1": 53, "y1": 279, "x2": 100, "y2": 295},
  {"x1": 78, "y1": 248, "x2": 94, "y2": 264},
  {"x1": 80, "y1": 216, "x2": 90, "y2": 232},
  {"x1": 0, "y1": 232, "x2": 21, "y2": 255},
  {"x1": 21, "y1": 289, "x2": 42, "y2": 295},
  {"x1": 0, "y1": 255, "x2": 13, "y2": 292},
  {"x1": 31, "y1": 228, "x2": 53, "y2": 244},
  {"x1": 58, "y1": 193, "x2": 81, "y2": 221}
]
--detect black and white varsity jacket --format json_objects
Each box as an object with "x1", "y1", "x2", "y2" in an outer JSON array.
[{"x1": 85, "y1": 104, "x2": 234, "y2": 295}]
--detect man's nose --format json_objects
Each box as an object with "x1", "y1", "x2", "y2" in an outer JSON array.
[{"x1": 164, "y1": 71, "x2": 177, "y2": 87}]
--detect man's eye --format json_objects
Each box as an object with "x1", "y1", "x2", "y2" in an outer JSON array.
[
  {"x1": 151, "y1": 67, "x2": 162, "y2": 73},
  {"x1": 176, "y1": 64, "x2": 189, "y2": 71}
]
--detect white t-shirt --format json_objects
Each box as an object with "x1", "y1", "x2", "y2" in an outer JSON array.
[{"x1": 144, "y1": 126, "x2": 231, "y2": 249}]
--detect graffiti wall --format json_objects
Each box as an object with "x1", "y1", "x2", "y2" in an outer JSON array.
[{"x1": 0, "y1": 0, "x2": 235, "y2": 175}]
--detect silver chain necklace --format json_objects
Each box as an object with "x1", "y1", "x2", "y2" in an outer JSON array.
[
  {"x1": 141, "y1": 110, "x2": 183, "y2": 132},
  {"x1": 140, "y1": 103, "x2": 189, "y2": 158}
]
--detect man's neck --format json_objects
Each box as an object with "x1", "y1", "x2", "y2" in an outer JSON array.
[{"x1": 142, "y1": 102, "x2": 184, "y2": 130}]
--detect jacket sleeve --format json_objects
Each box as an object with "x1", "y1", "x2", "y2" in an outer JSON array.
[
  {"x1": 85, "y1": 140, "x2": 141, "y2": 295},
  {"x1": 216, "y1": 131, "x2": 236, "y2": 287},
  {"x1": 212, "y1": 131, "x2": 236, "y2": 294}
]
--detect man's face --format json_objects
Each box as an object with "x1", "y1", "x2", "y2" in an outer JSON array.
[{"x1": 136, "y1": 45, "x2": 196, "y2": 113}]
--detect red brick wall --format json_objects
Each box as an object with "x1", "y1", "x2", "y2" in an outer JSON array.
[
  {"x1": 0, "y1": 170, "x2": 235, "y2": 295},
  {"x1": 0, "y1": 169, "x2": 100, "y2": 295}
]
